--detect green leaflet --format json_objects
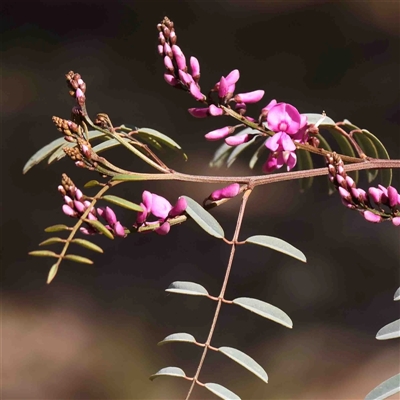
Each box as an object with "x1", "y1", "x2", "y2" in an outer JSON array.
[
  {"x1": 182, "y1": 196, "x2": 225, "y2": 239},
  {"x1": 218, "y1": 346, "x2": 268, "y2": 384},
  {"x1": 101, "y1": 195, "x2": 143, "y2": 212},
  {"x1": 158, "y1": 333, "x2": 196, "y2": 346},
  {"x1": 149, "y1": 367, "x2": 186, "y2": 381},
  {"x1": 165, "y1": 281, "x2": 209, "y2": 296}
]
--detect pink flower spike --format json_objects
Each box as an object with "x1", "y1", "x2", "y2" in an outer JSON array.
[
  {"x1": 151, "y1": 193, "x2": 172, "y2": 219},
  {"x1": 188, "y1": 107, "x2": 209, "y2": 118},
  {"x1": 205, "y1": 126, "x2": 233, "y2": 141},
  {"x1": 172, "y1": 45, "x2": 186, "y2": 70},
  {"x1": 392, "y1": 217, "x2": 400, "y2": 226},
  {"x1": 164, "y1": 73, "x2": 180, "y2": 87},
  {"x1": 387, "y1": 186, "x2": 399, "y2": 207},
  {"x1": 363, "y1": 211, "x2": 382, "y2": 223},
  {"x1": 169, "y1": 197, "x2": 187, "y2": 217},
  {"x1": 235, "y1": 90, "x2": 264, "y2": 104},
  {"x1": 156, "y1": 221, "x2": 171, "y2": 235},
  {"x1": 190, "y1": 57, "x2": 200, "y2": 79},
  {"x1": 225, "y1": 69, "x2": 240, "y2": 86},
  {"x1": 218, "y1": 76, "x2": 228, "y2": 98},
  {"x1": 208, "y1": 105, "x2": 223, "y2": 116},
  {"x1": 189, "y1": 82, "x2": 205, "y2": 101},
  {"x1": 225, "y1": 134, "x2": 252, "y2": 146},
  {"x1": 114, "y1": 221, "x2": 126, "y2": 237},
  {"x1": 62, "y1": 204, "x2": 77, "y2": 217},
  {"x1": 210, "y1": 183, "x2": 240, "y2": 201},
  {"x1": 267, "y1": 103, "x2": 302, "y2": 134}
]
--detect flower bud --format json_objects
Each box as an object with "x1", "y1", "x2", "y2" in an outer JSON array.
[
  {"x1": 234, "y1": 90, "x2": 264, "y2": 104},
  {"x1": 205, "y1": 126, "x2": 234, "y2": 141},
  {"x1": 210, "y1": 183, "x2": 240, "y2": 201}
]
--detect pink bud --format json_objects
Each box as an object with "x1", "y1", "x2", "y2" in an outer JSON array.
[
  {"x1": 225, "y1": 134, "x2": 252, "y2": 146},
  {"x1": 205, "y1": 126, "x2": 234, "y2": 141},
  {"x1": 261, "y1": 99, "x2": 277, "y2": 114},
  {"x1": 218, "y1": 76, "x2": 228, "y2": 98},
  {"x1": 392, "y1": 217, "x2": 400, "y2": 226},
  {"x1": 209, "y1": 105, "x2": 223, "y2": 116},
  {"x1": 225, "y1": 69, "x2": 240, "y2": 86},
  {"x1": 62, "y1": 204, "x2": 77, "y2": 217},
  {"x1": 158, "y1": 45, "x2": 164, "y2": 55},
  {"x1": 363, "y1": 211, "x2": 382, "y2": 223},
  {"x1": 151, "y1": 193, "x2": 172, "y2": 219},
  {"x1": 368, "y1": 187, "x2": 383, "y2": 204},
  {"x1": 345, "y1": 176, "x2": 355, "y2": 188},
  {"x1": 75, "y1": 189, "x2": 83, "y2": 200},
  {"x1": 163, "y1": 43, "x2": 172, "y2": 57},
  {"x1": 104, "y1": 206, "x2": 117, "y2": 225},
  {"x1": 188, "y1": 107, "x2": 209, "y2": 118},
  {"x1": 210, "y1": 183, "x2": 240, "y2": 201},
  {"x1": 169, "y1": 197, "x2": 187, "y2": 217},
  {"x1": 74, "y1": 200, "x2": 85, "y2": 213},
  {"x1": 164, "y1": 56, "x2": 174, "y2": 71},
  {"x1": 387, "y1": 186, "x2": 399, "y2": 207},
  {"x1": 235, "y1": 90, "x2": 264, "y2": 104},
  {"x1": 156, "y1": 221, "x2": 171, "y2": 235},
  {"x1": 190, "y1": 57, "x2": 200, "y2": 80},
  {"x1": 58, "y1": 185, "x2": 66, "y2": 195},
  {"x1": 336, "y1": 175, "x2": 345, "y2": 187},
  {"x1": 189, "y1": 82, "x2": 205, "y2": 101},
  {"x1": 164, "y1": 73, "x2": 180, "y2": 87},
  {"x1": 113, "y1": 221, "x2": 126, "y2": 237},
  {"x1": 172, "y1": 45, "x2": 186, "y2": 70},
  {"x1": 338, "y1": 187, "x2": 351, "y2": 202},
  {"x1": 64, "y1": 195, "x2": 73, "y2": 207},
  {"x1": 178, "y1": 70, "x2": 194, "y2": 85}
]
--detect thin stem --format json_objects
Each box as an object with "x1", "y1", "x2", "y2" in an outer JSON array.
[
  {"x1": 185, "y1": 188, "x2": 253, "y2": 400},
  {"x1": 111, "y1": 159, "x2": 400, "y2": 185}
]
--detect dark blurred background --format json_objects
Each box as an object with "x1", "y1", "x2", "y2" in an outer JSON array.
[{"x1": 2, "y1": 1, "x2": 399, "y2": 399}]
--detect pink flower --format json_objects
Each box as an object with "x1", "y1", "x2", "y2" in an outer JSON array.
[
  {"x1": 267, "y1": 103, "x2": 303, "y2": 135},
  {"x1": 136, "y1": 191, "x2": 187, "y2": 235},
  {"x1": 210, "y1": 183, "x2": 240, "y2": 201}
]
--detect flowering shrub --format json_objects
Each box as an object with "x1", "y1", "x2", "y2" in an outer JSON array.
[{"x1": 24, "y1": 16, "x2": 399, "y2": 400}]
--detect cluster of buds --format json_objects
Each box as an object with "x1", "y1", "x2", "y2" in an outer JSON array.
[
  {"x1": 158, "y1": 17, "x2": 265, "y2": 120},
  {"x1": 327, "y1": 153, "x2": 400, "y2": 225},
  {"x1": 58, "y1": 174, "x2": 126, "y2": 237},
  {"x1": 52, "y1": 116, "x2": 95, "y2": 168},
  {"x1": 66, "y1": 71, "x2": 86, "y2": 107},
  {"x1": 135, "y1": 191, "x2": 187, "y2": 235}
]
